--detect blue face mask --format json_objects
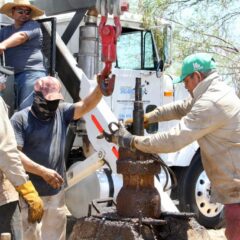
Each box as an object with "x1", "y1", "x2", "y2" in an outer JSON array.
[{"x1": 31, "y1": 92, "x2": 60, "y2": 120}]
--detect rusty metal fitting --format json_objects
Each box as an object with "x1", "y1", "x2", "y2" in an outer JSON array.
[{"x1": 117, "y1": 159, "x2": 161, "y2": 175}]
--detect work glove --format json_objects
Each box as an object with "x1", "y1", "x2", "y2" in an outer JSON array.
[
  {"x1": 15, "y1": 181, "x2": 44, "y2": 223},
  {"x1": 98, "y1": 122, "x2": 135, "y2": 150},
  {"x1": 125, "y1": 115, "x2": 149, "y2": 129}
]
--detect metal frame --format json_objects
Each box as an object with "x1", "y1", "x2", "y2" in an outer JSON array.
[{"x1": 37, "y1": 17, "x2": 57, "y2": 76}]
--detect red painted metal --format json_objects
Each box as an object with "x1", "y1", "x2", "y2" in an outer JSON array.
[
  {"x1": 91, "y1": 114, "x2": 103, "y2": 133},
  {"x1": 120, "y1": 0, "x2": 129, "y2": 12},
  {"x1": 98, "y1": 15, "x2": 122, "y2": 96},
  {"x1": 112, "y1": 146, "x2": 119, "y2": 159}
]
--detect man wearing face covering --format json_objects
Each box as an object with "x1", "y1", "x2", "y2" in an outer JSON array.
[{"x1": 10, "y1": 76, "x2": 103, "y2": 240}]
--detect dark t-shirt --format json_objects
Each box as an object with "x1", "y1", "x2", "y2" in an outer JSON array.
[
  {"x1": 10, "y1": 103, "x2": 74, "y2": 196},
  {"x1": 0, "y1": 20, "x2": 45, "y2": 73}
]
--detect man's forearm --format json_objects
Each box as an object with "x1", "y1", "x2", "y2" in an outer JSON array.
[
  {"x1": 19, "y1": 150, "x2": 45, "y2": 177},
  {"x1": 73, "y1": 85, "x2": 102, "y2": 120},
  {"x1": 0, "y1": 32, "x2": 28, "y2": 49},
  {"x1": 0, "y1": 98, "x2": 28, "y2": 186},
  {"x1": 18, "y1": 150, "x2": 64, "y2": 189},
  {"x1": 146, "y1": 99, "x2": 192, "y2": 123}
]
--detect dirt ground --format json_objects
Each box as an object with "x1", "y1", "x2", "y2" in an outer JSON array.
[{"x1": 207, "y1": 228, "x2": 226, "y2": 240}]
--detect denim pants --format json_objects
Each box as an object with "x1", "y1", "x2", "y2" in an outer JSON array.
[
  {"x1": 0, "y1": 201, "x2": 23, "y2": 240},
  {"x1": 15, "y1": 70, "x2": 47, "y2": 110}
]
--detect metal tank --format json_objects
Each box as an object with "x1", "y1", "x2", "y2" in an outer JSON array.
[{"x1": 65, "y1": 162, "x2": 123, "y2": 218}]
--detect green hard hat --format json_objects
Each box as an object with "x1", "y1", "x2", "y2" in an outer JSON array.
[{"x1": 173, "y1": 53, "x2": 216, "y2": 84}]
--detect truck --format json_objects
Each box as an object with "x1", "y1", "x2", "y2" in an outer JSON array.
[{"x1": 0, "y1": 0, "x2": 223, "y2": 229}]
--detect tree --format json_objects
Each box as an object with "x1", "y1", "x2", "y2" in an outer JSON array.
[{"x1": 132, "y1": 0, "x2": 240, "y2": 94}]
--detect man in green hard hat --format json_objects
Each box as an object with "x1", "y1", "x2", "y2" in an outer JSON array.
[{"x1": 103, "y1": 52, "x2": 240, "y2": 240}]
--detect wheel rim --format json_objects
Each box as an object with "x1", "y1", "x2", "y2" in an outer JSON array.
[{"x1": 195, "y1": 171, "x2": 224, "y2": 217}]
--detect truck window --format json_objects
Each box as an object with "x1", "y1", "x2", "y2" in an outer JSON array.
[
  {"x1": 143, "y1": 31, "x2": 155, "y2": 69},
  {"x1": 116, "y1": 30, "x2": 156, "y2": 70}
]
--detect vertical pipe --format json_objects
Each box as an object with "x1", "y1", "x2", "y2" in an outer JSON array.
[
  {"x1": 117, "y1": 77, "x2": 161, "y2": 219},
  {"x1": 50, "y1": 18, "x2": 56, "y2": 76},
  {"x1": 133, "y1": 77, "x2": 144, "y2": 136},
  {"x1": 78, "y1": 9, "x2": 99, "y2": 80}
]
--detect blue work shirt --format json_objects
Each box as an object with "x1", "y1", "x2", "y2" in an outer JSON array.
[
  {"x1": 10, "y1": 103, "x2": 75, "y2": 196},
  {"x1": 0, "y1": 20, "x2": 45, "y2": 73}
]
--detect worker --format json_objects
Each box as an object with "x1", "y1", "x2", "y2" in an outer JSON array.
[
  {"x1": 10, "y1": 76, "x2": 103, "y2": 240},
  {"x1": 0, "y1": 0, "x2": 46, "y2": 110},
  {"x1": 0, "y1": 90, "x2": 43, "y2": 239},
  {"x1": 103, "y1": 53, "x2": 240, "y2": 240}
]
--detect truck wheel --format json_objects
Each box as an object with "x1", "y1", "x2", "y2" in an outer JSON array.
[{"x1": 172, "y1": 151, "x2": 224, "y2": 229}]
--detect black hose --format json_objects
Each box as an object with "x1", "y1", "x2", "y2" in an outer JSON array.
[{"x1": 150, "y1": 153, "x2": 177, "y2": 191}]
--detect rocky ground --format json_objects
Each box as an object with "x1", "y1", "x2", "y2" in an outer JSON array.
[
  {"x1": 66, "y1": 215, "x2": 227, "y2": 240},
  {"x1": 65, "y1": 205, "x2": 226, "y2": 239}
]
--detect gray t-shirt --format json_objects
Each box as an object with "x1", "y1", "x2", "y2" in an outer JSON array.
[
  {"x1": 0, "y1": 20, "x2": 45, "y2": 73},
  {"x1": 10, "y1": 103, "x2": 75, "y2": 196}
]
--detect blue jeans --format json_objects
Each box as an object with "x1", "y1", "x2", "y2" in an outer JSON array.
[
  {"x1": 0, "y1": 201, "x2": 23, "y2": 240},
  {"x1": 15, "y1": 70, "x2": 47, "y2": 110}
]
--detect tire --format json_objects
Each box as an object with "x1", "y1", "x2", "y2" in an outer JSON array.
[{"x1": 171, "y1": 151, "x2": 224, "y2": 229}]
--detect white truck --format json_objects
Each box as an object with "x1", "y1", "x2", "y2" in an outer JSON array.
[{"x1": 1, "y1": 0, "x2": 223, "y2": 229}]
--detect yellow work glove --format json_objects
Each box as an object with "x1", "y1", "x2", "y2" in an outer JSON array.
[
  {"x1": 124, "y1": 115, "x2": 149, "y2": 129},
  {"x1": 15, "y1": 181, "x2": 44, "y2": 223}
]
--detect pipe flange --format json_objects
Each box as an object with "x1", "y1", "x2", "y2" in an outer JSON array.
[{"x1": 117, "y1": 159, "x2": 161, "y2": 175}]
